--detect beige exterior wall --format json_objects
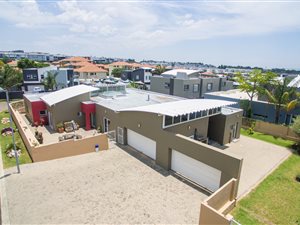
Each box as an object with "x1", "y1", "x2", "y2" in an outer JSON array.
[
  {"x1": 94, "y1": 106, "x2": 243, "y2": 188},
  {"x1": 78, "y1": 72, "x2": 107, "y2": 80},
  {"x1": 199, "y1": 179, "x2": 237, "y2": 225},
  {"x1": 23, "y1": 96, "x2": 33, "y2": 123},
  {"x1": 30, "y1": 134, "x2": 108, "y2": 162},
  {"x1": 10, "y1": 102, "x2": 108, "y2": 162},
  {"x1": 242, "y1": 118, "x2": 300, "y2": 142},
  {"x1": 48, "y1": 93, "x2": 90, "y2": 130}
]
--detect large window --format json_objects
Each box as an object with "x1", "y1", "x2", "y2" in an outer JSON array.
[
  {"x1": 181, "y1": 114, "x2": 188, "y2": 122},
  {"x1": 164, "y1": 116, "x2": 173, "y2": 126},
  {"x1": 193, "y1": 84, "x2": 199, "y2": 92},
  {"x1": 39, "y1": 110, "x2": 47, "y2": 116},
  {"x1": 174, "y1": 116, "x2": 181, "y2": 124},
  {"x1": 207, "y1": 83, "x2": 213, "y2": 91},
  {"x1": 189, "y1": 112, "x2": 196, "y2": 120},
  {"x1": 184, "y1": 84, "x2": 189, "y2": 91}
]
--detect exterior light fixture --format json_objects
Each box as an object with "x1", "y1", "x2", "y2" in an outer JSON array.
[{"x1": 138, "y1": 123, "x2": 141, "y2": 128}]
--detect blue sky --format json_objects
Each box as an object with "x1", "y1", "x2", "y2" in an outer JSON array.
[{"x1": 0, "y1": 0, "x2": 299, "y2": 69}]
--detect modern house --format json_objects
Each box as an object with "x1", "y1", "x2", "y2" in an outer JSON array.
[
  {"x1": 74, "y1": 63, "x2": 107, "y2": 80},
  {"x1": 108, "y1": 61, "x2": 141, "y2": 76},
  {"x1": 121, "y1": 67, "x2": 153, "y2": 84},
  {"x1": 204, "y1": 89, "x2": 300, "y2": 125},
  {"x1": 150, "y1": 69, "x2": 233, "y2": 99},
  {"x1": 22, "y1": 66, "x2": 74, "y2": 91},
  {"x1": 23, "y1": 85, "x2": 243, "y2": 193}
]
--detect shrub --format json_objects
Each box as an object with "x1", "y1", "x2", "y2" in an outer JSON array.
[{"x1": 296, "y1": 174, "x2": 300, "y2": 182}]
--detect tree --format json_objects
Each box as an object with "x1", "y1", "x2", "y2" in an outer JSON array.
[
  {"x1": 43, "y1": 71, "x2": 58, "y2": 91},
  {"x1": 17, "y1": 58, "x2": 49, "y2": 69},
  {"x1": 265, "y1": 77, "x2": 299, "y2": 124},
  {"x1": 153, "y1": 65, "x2": 166, "y2": 75},
  {"x1": 0, "y1": 60, "x2": 4, "y2": 68},
  {"x1": 111, "y1": 68, "x2": 124, "y2": 78},
  {"x1": 0, "y1": 65, "x2": 23, "y2": 90},
  {"x1": 235, "y1": 69, "x2": 276, "y2": 117}
]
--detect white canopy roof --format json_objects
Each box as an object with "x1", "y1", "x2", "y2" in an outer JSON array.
[
  {"x1": 41, "y1": 85, "x2": 98, "y2": 106},
  {"x1": 119, "y1": 99, "x2": 235, "y2": 117},
  {"x1": 288, "y1": 75, "x2": 300, "y2": 88}
]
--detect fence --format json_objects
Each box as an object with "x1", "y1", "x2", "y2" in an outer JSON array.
[
  {"x1": 199, "y1": 179, "x2": 238, "y2": 225},
  {"x1": 242, "y1": 117, "x2": 300, "y2": 142},
  {"x1": 10, "y1": 101, "x2": 109, "y2": 162},
  {"x1": 0, "y1": 91, "x2": 23, "y2": 100}
]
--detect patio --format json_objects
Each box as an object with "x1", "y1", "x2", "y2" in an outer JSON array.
[{"x1": 20, "y1": 113, "x2": 97, "y2": 145}]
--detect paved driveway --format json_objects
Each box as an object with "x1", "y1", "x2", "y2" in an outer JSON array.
[
  {"x1": 225, "y1": 135, "x2": 291, "y2": 198},
  {"x1": 3, "y1": 144, "x2": 208, "y2": 224}
]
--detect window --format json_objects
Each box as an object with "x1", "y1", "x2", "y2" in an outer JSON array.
[
  {"x1": 189, "y1": 112, "x2": 196, "y2": 120},
  {"x1": 174, "y1": 116, "x2": 181, "y2": 124},
  {"x1": 164, "y1": 82, "x2": 170, "y2": 89},
  {"x1": 207, "y1": 83, "x2": 213, "y2": 91},
  {"x1": 213, "y1": 108, "x2": 217, "y2": 114},
  {"x1": 196, "y1": 111, "x2": 202, "y2": 118},
  {"x1": 164, "y1": 116, "x2": 173, "y2": 126},
  {"x1": 181, "y1": 114, "x2": 188, "y2": 122},
  {"x1": 203, "y1": 110, "x2": 208, "y2": 116},
  {"x1": 41, "y1": 75, "x2": 44, "y2": 79},
  {"x1": 193, "y1": 84, "x2": 199, "y2": 92},
  {"x1": 209, "y1": 109, "x2": 213, "y2": 115},
  {"x1": 184, "y1": 84, "x2": 189, "y2": 91},
  {"x1": 136, "y1": 75, "x2": 139, "y2": 80},
  {"x1": 39, "y1": 110, "x2": 47, "y2": 116},
  {"x1": 217, "y1": 107, "x2": 221, "y2": 112}
]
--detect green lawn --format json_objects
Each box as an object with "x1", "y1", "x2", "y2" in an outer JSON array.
[
  {"x1": 240, "y1": 128, "x2": 295, "y2": 148},
  {"x1": 232, "y1": 153, "x2": 300, "y2": 225},
  {"x1": 0, "y1": 110, "x2": 32, "y2": 168}
]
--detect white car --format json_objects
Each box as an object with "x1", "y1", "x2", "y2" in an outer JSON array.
[{"x1": 32, "y1": 87, "x2": 42, "y2": 92}]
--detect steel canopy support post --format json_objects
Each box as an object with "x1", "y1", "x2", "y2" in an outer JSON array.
[{"x1": 5, "y1": 90, "x2": 21, "y2": 173}]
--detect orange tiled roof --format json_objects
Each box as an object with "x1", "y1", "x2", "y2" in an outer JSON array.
[
  {"x1": 7, "y1": 60, "x2": 18, "y2": 66},
  {"x1": 74, "y1": 63, "x2": 107, "y2": 73}
]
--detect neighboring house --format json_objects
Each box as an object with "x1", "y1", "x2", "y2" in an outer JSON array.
[
  {"x1": 108, "y1": 61, "x2": 141, "y2": 76},
  {"x1": 74, "y1": 63, "x2": 107, "y2": 80},
  {"x1": 204, "y1": 89, "x2": 300, "y2": 125},
  {"x1": 23, "y1": 85, "x2": 243, "y2": 193},
  {"x1": 53, "y1": 56, "x2": 90, "y2": 66},
  {"x1": 150, "y1": 69, "x2": 233, "y2": 98},
  {"x1": 22, "y1": 66, "x2": 74, "y2": 91},
  {"x1": 121, "y1": 67, "x2": 153, "y2": 83}
]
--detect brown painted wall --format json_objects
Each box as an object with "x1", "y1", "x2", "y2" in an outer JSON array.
[
  {"x1": 48, "y1": 93, "x2": 90, "y2": 130},
  {"x1": 243, "y1": 118, "x2": 300, "y2": 142},
  {"x1": 199, "y1": 179, "x2": 237, "y2": 225},
  {"x1": 30, "y1": 134, "x2": 108, "y2": 162},
  {"x1": 23, "y1": 96, "x2": 33, "y2": 123},
  {"x1": 165, "y1": 117, "x2": 209, "y2": 137},
  {"x1": 112, "y1": 110, "x2": 243, "y2": 187}
]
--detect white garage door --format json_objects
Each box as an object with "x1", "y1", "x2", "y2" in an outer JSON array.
[
  {"x1": 127, "y1": 129, "x2": 156, "y2": 160},
  {"x1": 171, "y1": 150, "x2": 221, "y2": 192}
]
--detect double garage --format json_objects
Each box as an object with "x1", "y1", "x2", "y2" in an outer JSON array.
[{"x1": 127, "y1": 129, "x2": 221, "y2": 192}]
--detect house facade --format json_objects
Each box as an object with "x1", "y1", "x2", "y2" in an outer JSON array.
[
  {"x1": 150, "y1": 69, "x2": 233, "y2": 99},
  {"x1": 23, "y1": 85, "x2": 243, "y2": 193},
  {"x1": 121, "y1": 67, "x2": 153, "y2": 83},
  {"x1": 23, "y1": 66, "x2": 74, "y2": 91}
]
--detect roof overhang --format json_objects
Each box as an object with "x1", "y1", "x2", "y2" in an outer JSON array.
[{"x1": 118, "y1": 99, "x2": 236, "y2": 117}]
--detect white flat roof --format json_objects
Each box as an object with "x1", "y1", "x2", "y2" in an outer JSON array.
[
  {"x1": 162, "y1": 69, "x2": 200, "y2": 77},
  {"x1": 41, "y1": 85, "x2": 98, "y2": 106},
  {"x1": 119, "y1": 99, "x2": 235, "y2": 117}
]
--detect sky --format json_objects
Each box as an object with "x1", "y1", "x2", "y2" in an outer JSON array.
[{"x1": 0, "y1": 0, "x2": 300, "y2": 69}]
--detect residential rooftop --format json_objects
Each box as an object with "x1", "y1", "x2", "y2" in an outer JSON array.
[
  {"x1": 91, "y1": 88, "x2": 184, "y2": 111},
  {"x1": 205, "y1": 89, "x2": 258, "y2": 101}
]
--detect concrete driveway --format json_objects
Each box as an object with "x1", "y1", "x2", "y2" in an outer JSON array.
[
  {"x1": 3, "y1": 143, "x2": 208, "y2": 224},
  {"x1": 226, "y1": 135, "x2": 291, "y2": 198}
]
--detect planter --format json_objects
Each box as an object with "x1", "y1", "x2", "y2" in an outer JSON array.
[{"x1": 57, "y1": 127, "x2": 64, "y2": 133}]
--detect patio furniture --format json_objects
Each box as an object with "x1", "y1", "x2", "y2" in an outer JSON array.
[
  {"x1": 58, "y1": 134, "x2": 83, "y2": 141},
  {"x1": 64, "y1": 121, "x2": 79, "y2": 133}
]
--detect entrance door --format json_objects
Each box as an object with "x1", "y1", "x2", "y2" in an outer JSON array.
[
  {"x1": 103, "y1": 117, "x2": 110, "y2": 133},
  {"x1": 90, "y1": 113, "x2": 96, "y2": 128},
  {"x1": 48, "y1": 111, "x2": 53, "y2": 129}
]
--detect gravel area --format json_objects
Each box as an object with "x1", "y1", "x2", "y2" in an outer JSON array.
[{"x1": 4, "y1": 143, "x2": 208, "y2": 224}]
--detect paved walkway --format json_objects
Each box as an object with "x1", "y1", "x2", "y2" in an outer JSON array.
[
  {"x1": 226, "y1": 135, "x2": 291, "y2": 198},
  {"x1": 3, "y1": 144, "x2": 208, "y2": 224}
]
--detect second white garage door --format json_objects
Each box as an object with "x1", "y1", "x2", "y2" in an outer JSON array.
[
  {"x1": 127, "y1": 129, "x2": 156, "y2": 160},
  {"x1": 171, "y1": 150, "x2": 221, "y2": 192}
]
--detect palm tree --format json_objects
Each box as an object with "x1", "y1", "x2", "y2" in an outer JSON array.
[
  {"x1": 265, "y1": 77, "x2": 299, "y2": 124},
  {"x1": 154, "y1": 65, "x2": 166, "y2": 75},
  {"x1": 0, "y1": 65, "x2": 23, "y2": 90},
  {"x1": 43, "y1": 71, "x2": 58, "y2": 91}
]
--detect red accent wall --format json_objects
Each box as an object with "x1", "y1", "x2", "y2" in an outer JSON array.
[
  {"x1": 31, "y1": 101, "x2": 48, "y2": 125},
  {"x1": 81, "y1": 102, "x2": 96, "y2": 130}
]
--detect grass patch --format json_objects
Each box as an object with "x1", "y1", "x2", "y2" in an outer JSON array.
[
  {"x1": 232, "y1": 154, "x2": 300, "y2": 225},
  {"x1": 240, "y1": 128, "x2": 295, "y2": 148},
  {"x1": 0, "y1": 110, "x2": 32, "y2": 168}
]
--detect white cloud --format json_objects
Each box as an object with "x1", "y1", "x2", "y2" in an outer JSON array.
[{"x1": 0, "y1": 0, "x2": 300, "y2": 55}]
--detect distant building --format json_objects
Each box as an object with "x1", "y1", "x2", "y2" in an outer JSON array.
[
  {"x1": 150, "y1": 69, "x2": 233, "y2": 99},
  {"x1": 0, "y1": 50, "x2": 67, "y2": 62},
  {"x1": 121, "y1": 67, "x2": 153, "y2": 84},
  {"x1": 108, "y1": 61, "x2": 141, "y2": 76},
  {"x1": 22, "y1": 66, "x2": 74, "y2": 91}
]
